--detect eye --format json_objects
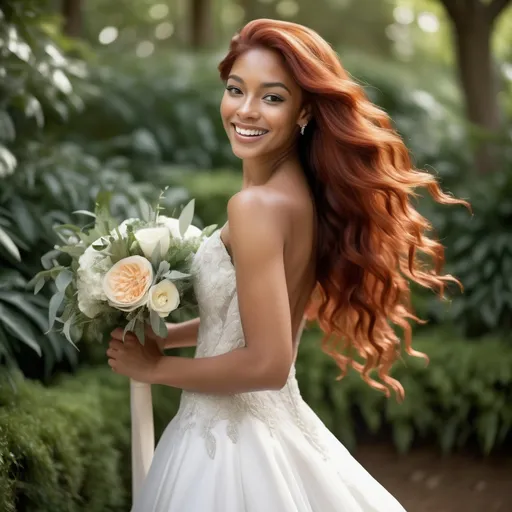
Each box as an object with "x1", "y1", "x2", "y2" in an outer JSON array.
[
  {"x1": 226, "y1": 85, "x2": 242, "y2": 95},
  {"x1": 264, "y1": 94, "x2": 284, "y2": 103}
]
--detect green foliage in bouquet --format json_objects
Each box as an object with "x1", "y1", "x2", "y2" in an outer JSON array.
[{"x1": 33, "y1": 190, "x2": 216, "y2": 350}]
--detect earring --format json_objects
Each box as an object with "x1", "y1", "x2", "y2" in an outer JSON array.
[{"x1": 300, "y1": 123, "x2": 307, "y2": 135}]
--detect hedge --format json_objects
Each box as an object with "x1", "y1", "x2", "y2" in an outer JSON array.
[
  {"x1": 0, "y1": 369, "x2": 181, "y2": 512},
  {"x1": 1, "y1": 328, "x2": 511, "y2": 511}
]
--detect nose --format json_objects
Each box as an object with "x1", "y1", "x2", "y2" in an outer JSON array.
[{"x1": 236, "y1": 96, "x2": 260, "y2": 121}]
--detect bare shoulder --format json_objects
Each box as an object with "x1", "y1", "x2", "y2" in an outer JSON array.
[{"x1": 227, "y1": 188, "x2": 292, "y2": 262}]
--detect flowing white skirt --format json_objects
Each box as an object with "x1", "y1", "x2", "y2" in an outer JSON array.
[{"x1": 131, "y1": 398, "x2": 406, "y2": 512}]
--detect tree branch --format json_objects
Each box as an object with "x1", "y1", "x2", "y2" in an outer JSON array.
[{"x1": 487, "y1": 0, "x2": 511, "y2": 22}]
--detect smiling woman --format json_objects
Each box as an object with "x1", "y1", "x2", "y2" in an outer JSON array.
[
  {"x1": 220, "y1": 48, "x2": 309, "y2": 160},
  {"x1": 123, "y1": 18, "x2": 467, "y2": 512}
]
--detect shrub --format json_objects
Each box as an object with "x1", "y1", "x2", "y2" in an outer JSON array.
[
  {"x1": 297, "y1": 327, "x2": 512, "y2": 454},
  {"x1": 0, "y1": 368, "x2": 181, "y2": 512},
  {"x1": 1, "y1": 329, "x2": 511, "y2": 511},
  {"x1": 420, "y1": 164, "x2": 512, "y2": 337}
]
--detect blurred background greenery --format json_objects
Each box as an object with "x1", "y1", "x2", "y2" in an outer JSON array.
[{"x1": 1, "y1": 0, "x2": 511, "y2": 511}]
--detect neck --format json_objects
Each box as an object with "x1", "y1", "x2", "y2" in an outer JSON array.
[{"x1": 241, "y1": 146, "x2": 300, "y2": 189}]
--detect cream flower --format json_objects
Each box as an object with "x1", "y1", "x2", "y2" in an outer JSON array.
[
  {"x1": 76, "y1": 244, "x2": 110, "y2": 318},
  {"x1": 148, "y1": 280, "x2": 180, "y2": 318},
  {"x1": 157, "y1": 216, "x2": 202, "y2": 240},
  {"x1": 103, "y1": 256, "x2": 153, "y2": 312},
  {"x1": 134, "y1": 226, "x2": 170, "y2": 259}
]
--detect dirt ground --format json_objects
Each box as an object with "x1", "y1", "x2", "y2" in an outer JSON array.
[{"x1": 355, "y1": 442, "x2": 512, "y2": 512}]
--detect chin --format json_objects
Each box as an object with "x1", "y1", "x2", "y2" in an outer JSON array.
[{"x1": 230, "y1": 143, "x2": 267, "y2": 161}]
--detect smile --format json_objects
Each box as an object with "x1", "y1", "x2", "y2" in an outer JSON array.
[{"x1": 232, "y1": 124, "x2": 269, "y2": 141}]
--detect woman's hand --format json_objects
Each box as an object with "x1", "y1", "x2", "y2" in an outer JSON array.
[{"x1": 107, "y1": 328, "x2": 163, "y2": 383}]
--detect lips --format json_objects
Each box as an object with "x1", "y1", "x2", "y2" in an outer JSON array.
[{"x1": 232, "y1": 124, "x2": 269, "y2": 143}]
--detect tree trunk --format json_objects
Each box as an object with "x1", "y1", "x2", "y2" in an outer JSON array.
[
  {"x1": 452, "y1": 10, "x2": 498, "y2": 172},
  {"x1": 190, "y1": 0, "x2": 213, "y2": 49},
  {"x1": 61, "y1": 0, "x2": 82, "y2": 38},
  {"x1": 440, "y1": 0, "x2": 511, "y2": 173}
]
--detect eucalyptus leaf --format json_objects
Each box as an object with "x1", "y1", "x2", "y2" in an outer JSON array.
[
  {"x1": 63, "y1": 314, "x2": 79, "y2": 349},
  {"x1": 123, "y1": 318, "x2": 136, "y2": 341},
  {"x1": 48, "y1": 291, "x2": 65, "y2": 330},
  {"x1": 156, "y1": 315, "x2": 168, "y2": 338},
  {"x1": 150, "y1": 309, "x2": 161, "y2": 338},
  {"x1": 178, "y1": 199, "x2": 195, "y2": 238},
  {"x1": 164, "y1": 270, "x2": 190, "y2": 280},
  {"x1": 41, "y1": 249, "x2": 61, "y2": 270},
  {"x1": 138, "y1": 198, "x2": 151, "y2": 223},
  {"x1": 34, "y1": 276, "x2": 45, "y2": 295},
  {"x1": 134, "y1": 320, "x2": 145, "y2": 345},
  {"x1": 151, "y1": 240, "x2": 162, "y2": 269},
  {"x1": 158, "y1": 261, "x2": 171, "y2": 276},
  {"x1": 55, "y1": 270, "x2": 73, "y2": 293}
]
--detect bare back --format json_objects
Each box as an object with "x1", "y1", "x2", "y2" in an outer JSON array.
[{"x1": 220, "y1": 163, "x2": 317, "y2": 358}]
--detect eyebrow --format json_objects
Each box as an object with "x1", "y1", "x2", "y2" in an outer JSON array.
[{"x1": 227, "y1": 74, "x2": 292, "y2": 95}]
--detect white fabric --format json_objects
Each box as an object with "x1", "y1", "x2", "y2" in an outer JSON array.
[
  {"x1": 130, "y1": 379, "x2": 155, "y2": 501},
  {"x1": 132, "y1": 229, "x2": 406, "y2": 511}
]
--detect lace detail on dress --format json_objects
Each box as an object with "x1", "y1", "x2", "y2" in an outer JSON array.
[{"x1": 176, "y1": 230, "x2": 328, "y2": 460}]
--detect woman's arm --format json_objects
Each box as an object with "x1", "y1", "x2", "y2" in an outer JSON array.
[
  {"x1": 157, "y1": 318, "x2": 200, "y2": 350},
  {"x1": 151, "y1": 190, "x2": 294, "y2": 394}
]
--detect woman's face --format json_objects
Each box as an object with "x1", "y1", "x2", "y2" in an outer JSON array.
[{"x1": 220, "y1": 47, "x2": 308, "y2": 161}]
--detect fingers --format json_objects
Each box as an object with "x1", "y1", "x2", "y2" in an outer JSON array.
[
  {"x1": 109, "y1": 339, "x2": 123, "y2": 351},
  {"x1": 107, "y1": 358, "x2": 117, "y2": 371},
  {"x1": 111, "y1": 327, "x2": 124, "y2": 340}
]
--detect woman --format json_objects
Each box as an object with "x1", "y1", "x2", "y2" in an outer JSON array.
[{"x1": 107, "y1": 19, "x2": 463, "y2": 511}]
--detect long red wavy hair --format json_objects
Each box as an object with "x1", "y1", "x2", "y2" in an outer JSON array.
[{"x1": 218, "y1": 19, "x2": 466, "y2": 399}]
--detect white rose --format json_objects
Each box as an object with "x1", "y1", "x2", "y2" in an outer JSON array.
[
  {"x1": 157, "y1": 216, "x2": 202, "y2": 240},
  {"x1": 103, "y1": 256, "x2": 153, "y2": 312},
  {"x1": 134, "y1": 227, "x2": 170, "y2": 259},
  {"x1": 148, "y1": 280, "x2": 180, "y2": 318},
  {"x1": 77, "y1": 244, "x2": 110, "y2": 318}
]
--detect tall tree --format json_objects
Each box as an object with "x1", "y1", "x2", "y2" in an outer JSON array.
[
  {"x1": 437, "y1": 0, "x2": 511, "y2": 172},
  {"x1": 190, "y1": 0, "x2": 213, "y2": 49},
  {"x1": 61, "y1": 0, "x2": 83, "y2": 37}
]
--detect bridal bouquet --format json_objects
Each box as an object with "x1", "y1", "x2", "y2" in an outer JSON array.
[{"x1": 33, "y1": 190, "x2": 215, "y2": 346}]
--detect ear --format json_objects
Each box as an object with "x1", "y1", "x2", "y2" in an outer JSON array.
[{"x1": 297, "y1": 104, "x2": 312, "y2": 128}]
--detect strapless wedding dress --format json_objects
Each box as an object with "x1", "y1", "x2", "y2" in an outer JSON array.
[{"x1": 132, "y1": 229, "x2": 406, "y2": 511}]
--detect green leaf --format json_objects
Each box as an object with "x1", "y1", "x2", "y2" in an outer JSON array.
[
  {"x1": 41, "y1": 249, "x2": 61, "y2": 270},
  {"x1": 134, "y1": 320, "x2": 145, "y2": 345},
  {"x1": 151, "y1": 240, "x2": 162, "y2": 269},
  {"x1": 150, "y1": 309, "x2": 167, "y2": 338},
  {"x1": 10, "y1": 196, "x2": 38, "y2": 243},
  {"x1": 0, "y1": 303, "x2": 41, "y2": 356},
  {"x1": 123, "y1": 318, "x2": 136, "y2": 341},
  {"x1": 138, "y1": 198, "x2": 151, "y2": 223},
  {"x1": 48, "y1": 291, "x2": 65, "y2": 330},
  {"x1": 0, "y1": 291, "x2": 48, "y2": 332},
  {"x1": 55, "y1": 270, "x2": 74, "y2": 293},
  {"x1": 34, "y1": 276, "x2": 45, "y2": 295},
  {"x1": 95, "y1": 190, "x2": 113, "y2": 216},
  {"x1": 0, "y1": 226, "x2": 20, "y2": 261},
  {"x1": 62, "y1": 314, "x2": 79, "y2": 349},
  {"x1": 73, "y1": 210, "x2": 96, "y2": 219},
  {"x1": 179, "y1": 199, "x2": 195, "y2": 238},
  {"x1": 164, "y1": 270, "x2": 190, "y2": 280},
  {"x1": 157, "y1": 261, "x2": 170, "y2": 277}
]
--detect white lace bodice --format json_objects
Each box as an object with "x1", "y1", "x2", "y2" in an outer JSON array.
[{"x1": 174, "y1": 230, "x2": 327, "y2": 459}]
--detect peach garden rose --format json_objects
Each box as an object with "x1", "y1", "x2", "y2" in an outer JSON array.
[{"x1": 103, "y1": 256, "x2": 154, "y2": 312}]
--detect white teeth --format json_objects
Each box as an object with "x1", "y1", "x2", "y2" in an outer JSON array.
[{"x1": 235, "y1": 126, "x2": 267, "y2": 137}]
